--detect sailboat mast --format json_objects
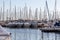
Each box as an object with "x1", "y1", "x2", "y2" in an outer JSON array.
[
  {"x1": 20, "y1": 8, "x2": 22, "y2": 20},
  {"x1": 39, "y1": 8, "x2": 41, "y2": 20},
  {"x1": 35, "y1": 8, "x2": 38, "y2": 20},
  {"x1": 52, "y1": 11, "x2": 54, "y2": 20},
  {"x1": 6, "y1": 9, "x2": 8, "y2": 20},
  {"x1": 0, "y1": 8, "x2": 2, "y2": 21},
  {"x1": 55, "y1": 0, "x2": 57, "y2": 20},
  {"x1": 44, "y1": 8, "x2": 46, "y2": 21},
  {"x1": 46, "y1": 0, "x2": 50, "y2": 21},
  {"x1": 3, "y1": 0, "x2": 5, "y2": 21},
  {"x1": 10, "y1": 0, "x2": 11, "y2": 20},
  {"x1": 29, "y1": 7, "x2": 32, "y2": 20},
  {"x1": 19, "y1": 8, "x2": 21, "y2": 19},
  {"x1": 15, "y1": 6, "x2": 16, "y2": 20},
  {"x1": 0, "y1": 8, "x2": 1, "y2": 21}
]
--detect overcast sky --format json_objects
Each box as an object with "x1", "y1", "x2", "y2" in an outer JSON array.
[{"x1": 0, "y1": 0, "x2": 60, "y2": 11}]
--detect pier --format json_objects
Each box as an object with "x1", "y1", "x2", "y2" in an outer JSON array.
[{"x1": 40, "y1": 28, "x2": 60, "y2": 32}]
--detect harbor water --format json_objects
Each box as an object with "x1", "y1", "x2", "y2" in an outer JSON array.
[{"x1": 5, "y1": 28, "x2": 60, "y2": 40}]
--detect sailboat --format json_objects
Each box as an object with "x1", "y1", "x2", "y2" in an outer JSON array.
[
  {"x1": 0, "y1": 25, "x2": 11, "y2": 40},
  {"x1": 40, "y1": 0, "x2": 60, "y2": 32}
]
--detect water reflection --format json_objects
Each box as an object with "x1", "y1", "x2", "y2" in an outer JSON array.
[{"x1": 5, "y1": 28, "x2": 60, "y2": 40}]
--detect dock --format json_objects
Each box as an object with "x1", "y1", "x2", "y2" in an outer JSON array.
[{"x1": 40, "y1": 27, "x2": 60, "y2": 32}]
